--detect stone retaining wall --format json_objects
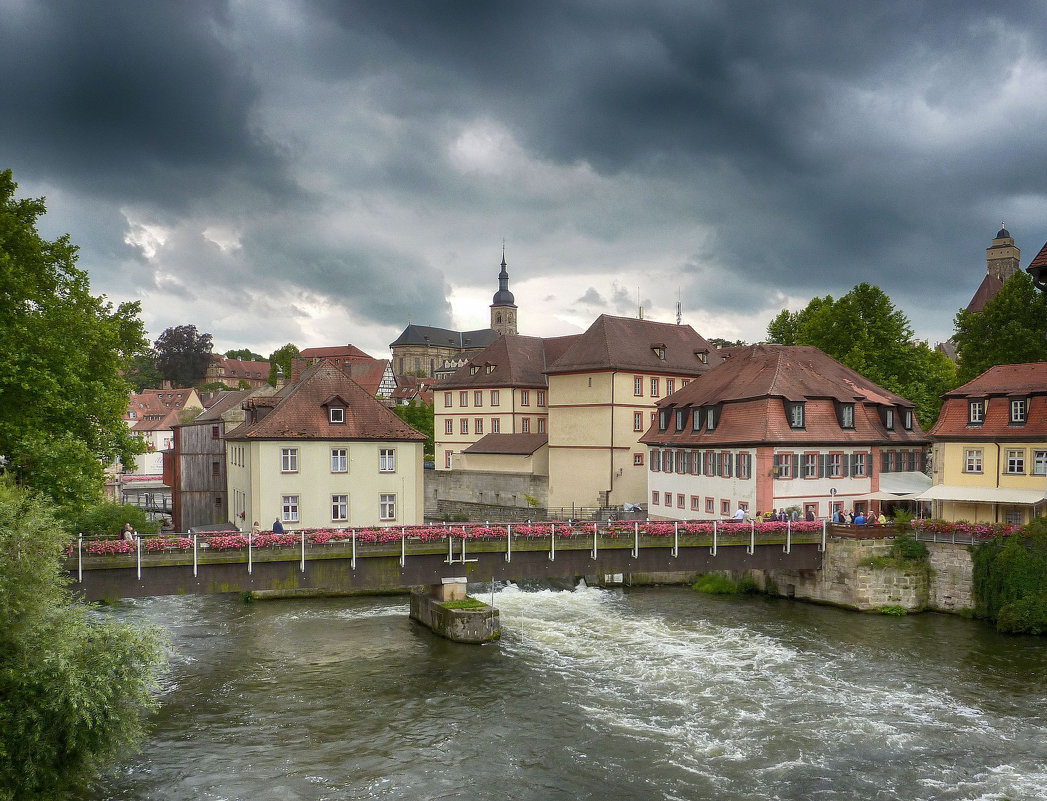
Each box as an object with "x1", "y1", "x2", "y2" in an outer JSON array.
[
  {"x1": 424, "y1": 470, "x2": 548, "y2": 519},
  {"x1": 926, "y1": 542, "x2": 974, "y2": 612}
]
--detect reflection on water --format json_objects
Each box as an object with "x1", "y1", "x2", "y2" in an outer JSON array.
[{"x1": 81, "y1": 586, "x2": 1047, "y2": 801}]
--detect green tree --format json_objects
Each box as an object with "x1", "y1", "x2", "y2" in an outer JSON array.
[
  {"x1": 0, "y1": 169, "x2": 147, "y2": 509},
  {"x1": 224, "y1": 348, "x2": 265, "y2": 362},
  {"x1": 0, "y1": 480, "x2": 167, "y2": 799},
  {"x1": 765, "y1": 283, "x2": 956, "y2": 428},
  {"x1": 267, "y1": 343, "x2": 300, "y2": 386},
  {"x1": 953, "y1": 271, "x2": 1047, "y2": 384},
  {"x1": 393, "y1": 402, "x2": 434, "y2": 459},
  {"x1": 124, "y1": 353, "x2": 162, "y2": 392},
  {"x1": 152, "y1": 324, "x2": 213, "y2": 387}
]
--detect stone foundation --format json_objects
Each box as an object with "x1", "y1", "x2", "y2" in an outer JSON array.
[{"x1": 409, "y1": 591, "x2": 501, "y2": 643}]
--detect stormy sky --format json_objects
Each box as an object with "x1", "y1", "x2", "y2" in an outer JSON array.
[{"x1": 4, "y1": 1, "x2": 1047, "y2": 358}]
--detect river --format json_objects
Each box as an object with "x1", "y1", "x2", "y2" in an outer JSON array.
[{"x1": 80, "y1": 585, "x2": 1047, "y2": 801}]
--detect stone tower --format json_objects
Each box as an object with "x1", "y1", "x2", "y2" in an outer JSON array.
[
  {"x1": 490, "y1": 249, "x2": 518, "y2": 335},
  {"x1": 986, "y1": 223, "x2": 1020, "y2": 281}
]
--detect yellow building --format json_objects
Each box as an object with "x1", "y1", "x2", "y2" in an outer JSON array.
[
  {"x1": 925, "y1": 363, "x2": 1047, "y2": 524},
  {"x1": 225, "y1": 361, "x2": 426, "y2": 530},
  {"x1": 546, "y1": 315, "x2": 721, "y2": 510}
]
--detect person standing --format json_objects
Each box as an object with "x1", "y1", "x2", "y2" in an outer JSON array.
[{"x1": 272, "y1": 518, "x2": 284, "y2": 534}]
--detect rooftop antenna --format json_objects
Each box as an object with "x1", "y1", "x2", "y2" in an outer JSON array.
[
  {"x1": 637, "y1": 287, "x2": 643, "y2": 320},
  {"x1": 676, "y1": 288, "x2": 682, "y2": 325}
]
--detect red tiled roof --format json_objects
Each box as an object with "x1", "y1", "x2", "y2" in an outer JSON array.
[
  {"x1": 226, "y1": 361, "x2": 424, "y2": 442},
  {"x1": 299, "y1": 344, "x2": 373, "y2": 360},
  {"x1": 639, "y1": 344, "x2": 927, "y2": 447},
  {"x1": 546, "y1": 315, "x2": 721, "y2": 375},
  {"x1": 965, "y1": 273, "x2": 1004, "y2": 313},
  {"x1": 1028, "y1": 240, "x2": 1047, "y2": 271},
  {"x1": 440, "y1": 334, "x2": 581, "y2": 389},
  {"x1": 211, "y1": 355, "x2": 270, "y2": 380},
  {"x1": 340, "y1": 358, "x2": 390, "y2": 395},
  {"x1": 463, "y1": 433, "x2": 548, "y2": 455},
  {"x1": 929, "y1": 362, "x2": 1047, "y2": 439}
]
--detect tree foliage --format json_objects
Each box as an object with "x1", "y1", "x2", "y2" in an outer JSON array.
[
  {"x1": 971, "y1": 519, "x2": 1047, "y2": 635},
  {"x1": 124, "y1": 353, "x2": 162, "y2": 392},
  {"x1": 0, "y1": 481, "x2": 167, "y2": 799},
  {"x1": 152, "y1": 324, "x2": 213, "y2": 387},
  {"x1": 267, "y1": 343, "x2": 300, "y2": 386},
  {"x1": 953, "y1": 271, "x2": 1047, "y2": 384},
  {"x1": 393, "y1": 402, "x2": 434, "y2": 459},
  {"x1": 765, "y1": 283, "x2": 956, "y2": 428},
  {"x1": 224, "y1": 348, "x2": 265, "y2": 362},
  {"x1": 0, "y1": 169, "x2": 147, "y2": 509}
]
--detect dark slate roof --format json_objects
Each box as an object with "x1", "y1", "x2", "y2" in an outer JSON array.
[
  {"x1": 966, "y1": 273, "x2": 1004, "y2": 313},
  {"x1": 463, "y1": 433, "x2": 548, "y2": 455},
  {"x1": 389, "y1": 324, "x2": 500, "y2": 350},
  {"x1": 226, "y1": 361, "x2": 424, "y2": 442},
  {"x1": 439, "y1": 334, "x2": 582, "y2": 390},
  {"x1": 545, "y1": 315, "x2": 721, "y2": 375},
  {"x1": 193, "y1": 390, "x2": 255, "y2": 421}
]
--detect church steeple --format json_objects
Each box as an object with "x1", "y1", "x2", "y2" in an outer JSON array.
[
  {"x1": 490, "y1": 245, "x2": 518, "y2": 335},
  {"x1": 987, "y1": 222, "x2": 1020, "y2": 281}
]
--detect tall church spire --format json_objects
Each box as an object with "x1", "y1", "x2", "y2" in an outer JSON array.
[{"x1": 490, "y1": 246, "x2": 518, "y2": 335}]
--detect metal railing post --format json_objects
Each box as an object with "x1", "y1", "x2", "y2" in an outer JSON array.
[
  {"x1": 819, "y1": 520, "x2": 827, "y2": 552},
  {"x1": 711, "y1": 520, "x2": 717, "y2": 556},
  {"x1": 192, "y1": 532, "x2": 198, "y2": 578},
  {"x1": 351, "y1": 528, "x2": 356, "y2": 570},
  {"x1": 505, "y1": 522, "x2": 512, "y2": 563},
  {"x1": 747, "y1": 521, "x2": 755, "y2": 556},
  {"x1": 632, "y1": 521, "x2": 639, "y2": 559},
  {"x1": 784, "y1": 520, "x2": 792, "y2": 554},
  {"x1": 548, "y1": 522, "x2": 556, "y2": 562},
  {"x1": 400, "y1": 527, "x2": 406, "y2": 568},
  {"x1": 77, "y1": 533, "x2": 83, "y2": 583},
  {"x1": 673, "y1": 521, "x2": 679, "y2": 558},
  {"x1": 136, "y1": 533, "x2": 141, "y2": 580},
  {"x1": 446, "y1": 533, "x2": 454, "y2": 564},
  {"x1": 591, "y1": 522, "x2": 598, "y2": 560},
  {"x1": 300, "y1": 529, "x2": 306, "y2": 573},
  {"x1": 248, "y1": 529, "x2": 253, "y2": 575}
]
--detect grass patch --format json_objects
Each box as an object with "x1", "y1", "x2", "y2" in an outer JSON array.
[
  {"x1": 441, "y1": 597, "x2": 489, "y2": 610},
  {"x1": 877, "y1": 605, "x2": 908, "y2": 616},
  {"x1": 693, "y1": 573, "x2": 739, "y2": 595},
  {"x1": 862, "y1": 533, "x2": 929, "y2": 571}
]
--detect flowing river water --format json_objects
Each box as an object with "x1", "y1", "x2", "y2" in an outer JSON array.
[{"x1": 80, "y1": 585, "x2": 1047, "y2": 801}]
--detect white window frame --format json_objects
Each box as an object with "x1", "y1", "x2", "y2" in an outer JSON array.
[
  {"x1": 329, "y1": 407, "x2": 344, "y2": 424},
  {"x1": 331, "y1": 447, "x2": 348, "y2": 473},
  {"x1": 281, "y1": 448, "x2": 298, "y2": 473},
  {"x1": 445, "y1": 418, "x2": 454, "y2": 434},
  {"x1": 789, "y1": 403, "x2": 804, "y2": 429},
  {"x1": 537, "y1": 417, "x2": 545, "y2": 433},
  {"x1": 491, "y1": 418, "x2": 500, "y2": 433},
  {"x1": 282, "y1": 494, "x2": 299, "y2": 523},
  {"x1": 829, "y1": 453, "x2": 842, "y2": 478},
  {"x1": 964, "y1": 448, "x2": 983, "y2": 474},
  {"x1": 380, "y1": 493, "x2": 396, "y2": 521},
  {"x1": 520, "y1": 390, "x2": 530, "y2": 406},
  {"x1": 634, "y1": 376, "x2": 643, "y2": 396},
  {"x1": 840, "y1": 404, "x2": 854, "y2": 429},
  {"x1": 474, "y1": 418, "x2": 483, "y2": 435},
  {"x1": 634, "y1": 412, "x2": 643, "y2": 432},
  {"x1": 1011, "y1": 399, "x2": 1027, "y2": 424},
  {"x1": 491, "y1": 390, "x2": 500, "y2": 407},
  {"x1": 853, "y1": 452, "x2": 867, "y2": 477},
  {"x1": 1005, "y1": 449, "x2": 1025, "y2": 475},
  {"x1": 379, "y1": 448, "x2": 396, "y2": 473},
  {"x1": 884, "y1": 408, "x2": 895, "y2": 430},
  {"x1": 1032, "y1": 450, "x2": 1047, "y2": 476},
  {"x1": 460, "y1": 418, "x2": 469, "y2": 434},
  {"x1": 774, "y1": 453, "x2": 792, "y2": 479},
  {"x1": 537, "y1": 391, "x2": 545, "y2": 407},
  {"x1": 474, "y1": 390, "x2": 483, "y2": 407},
  {"x1": 969, "y1": 400, "x2": 984, "y2": 424},
  {"x1": 804, "y1": 453, "x2": 817, "y2": 479},
  {"x1": 521, "y1": 418, "x2": 530, "y2": 433},
  {"x1": 331, "y1": 494, "x2": 348, "y2": 521},
  {"x1": 444, "y1": 391, "x2": 452, "y2": 407}
]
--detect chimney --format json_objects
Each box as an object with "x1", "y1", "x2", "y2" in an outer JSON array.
[
  {"x1": 290, "y1": 357, "x2": 306, "y2": 385},
  {"x1": 275, "y1": 364, "x2": 286, "y2": 390}
]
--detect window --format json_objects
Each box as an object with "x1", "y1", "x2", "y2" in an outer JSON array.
[
  {"x1": 652, "y1": 491, "x2": 660, "y2": 506},
  {"x1": 666, "y1": 379, "x2": 675, "y2": 395},
  {"x1": 650, "y1": 378, "x2": 659, "y2": 397},
  {"x1": 675, "y1": 409, "x2": 686, "y2": 430},
  {"x1": 706, "y1": 498, "x2": 715, "y2": 513},
  {"x1": 653, "y1": 346, "x2": 666, "y2": 360},
  {"x1": 460, "y1": 391, "x2": 469, "y2": 406},
  {"x1": 678, "y1": 494, "x2": 685, "y2": 509},
  {"x1": 521, "y1": 418, "x2": 530, "y2": 433},
  {"x1": 678, "y1": 449, "x2": 688, "y2": 474},
  {"x1": 829, "y1": 453, "x2": 842, "y2": 478},
  {"x1": 840, "y1": 404, "x2": 855, "y2": 429},
  {"x1": 737, "y1": 453, "x2": 752, "y2": 480},
  {"x1": 969, "y1": 400, "x2": 984, "y2": 424},
  {"x1": 634, "y1": 376, "x2": 643, "y2": 396},
  {"x1": 650, "y1": 449, "x2": 661, "y2": 472},
  {"x1": 473, "y1": 418, "x2": 483, "y2": 435},
  {"x1": 884, "y1": 408, "x2": 895, "y2": 430},
  {"x1": 721, "y1": 500, "x2": 731, "y2": 516},
  {"x1": 853, "y1": 452, "x2": 867, "y2": 477},
  {"x1": 692, "y1": 450, "x2": 701, "y2": 474},
  {"x1": 474, "y1": 391, "x2": 483, "y2": 407},
  {"x1": 1005, "y1": 449, "x2": 1025, "y2": 475},
  {"x1": 704, "y1": 450, "x2": 715, "y2": 477},
  {"x1": 445, "y1": 450, "x2": 453, "y2": 468},
  {"x1": 804, "y1": 453, "x2": 818, "y2": 479},
  {"x1": 331, "y1": 448, "x2": 348, "y2": 472},
  {"x1": 470, "y1": 366, "x2": 479, "y2": 375},
  {"x1": 215, "y1": 496, "x2": 222, "y2": 508},
  {"x1": 634, "y1": 453, "x2": 644, "y2": 466},
  {"x1": 692, "y1": 409, "x2": 702, "y2": 431},
  {"x1": 664, "y1": 450, "x2": 675, "y2": 473},
  {"x1": 281, "y1": 448, "x2": 298, "y2": 473},
  {"x1": 691, "y1": 496, "x2": 700, "y2": 511},
  {"x1": 659, "y1": 409, "x2": 670, "y2": 432},
  {"x1": 332, "y1": 495, "x2": 348, "y2": 521},
  {"x1": 460, "y1": 418, "x2": 469, "y2": 434},
  {"x1": 904, "y1": 409, "x2": 913, "y2": 430},
  {"x1": 444, "y1": 392, "x2": 452, "y2": 408},
  {"x1": 1033, "y1": 450, "x2": 1047, "y2": 476},
  {"x1": 1011, "y1": 399, "x2": 1027, "y2": 424},
  {"x1": 491, "y1": 390, "x2": 500, "y2": 407},
  {"x1": 380, "y1": 493, "x2": 396, "y2": 521},
  {"x1": 445, "y1": 418, "x2": 454, "y2": 434},
  {"x1": 720, "y1": 452, "x2": 732, "y2": 478},
  {"x1": 964, "y1": 449, "x2": 983, "y2": 474},
  {"x1": 774, "y1": 453, "x2": 792, "y2": 479},
  {"x1": 211, "y1": 425, "x2": 220, "y2": 440},
  {"x1": 212, "y1": 460, "x2": 221, "y2": 477},
  {"x1": 329, "y1": 407, "x2": 345, "y2": 424},
  {"x1": 486, "y1": 365, "x2": 494, "y2": 374},
  {"x1": 491, "y1": 418, "x2": 500, "y2": 433},
  {"x1": 282, "y1": 495, "x2": 299, "y2": 523},
  {"x1": 537, "y1": 391, "x2": 545, "y2": 406},
  {"x1": 1004, "y1": 509, "x2": 1024, "y2": 526},
  {"x1": 706, "y1": 407, "x2": 716, "y2": 432},
  {"x1": 538, "y1": 417, "x2": 546, "y2": 433},
  {"x1": 521, "y1": 390, "x2": 530, "y2": 406},
  {"x1": 379, "y1": 449, "x2": 396, "y2": 472},
  {"x1": 789, "y1": 403, "x2": 805, "y2": 429},
  {"x1": 634, "y1": 412, "x2": 644, "y2": 432}
]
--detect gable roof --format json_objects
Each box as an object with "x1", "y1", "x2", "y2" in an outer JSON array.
[
  {"x1": 463, "y1": 433, "x2": 548, "y2": 455},
  {"x1": 193, "y1": 389, "x2": 255, "y2": 421},
  {"x1": 930, "y1": 362, "x2": 1047, "y2": 440},
  {"x1": 299, "y1": 344, "x2": 373, "y2": 360},
  {"x1": 390, "y1": 324, "x2": 500, "y2": 350},
  {"x1": 941, "y1": 362, "x2": 1047, "y2": 399},
  {"x1": 966, "y1": 273, "x2": 1005, "y2": 313},
  {"x1": 339, "y1": 358, "x2": 391, "y2": 396},
  {"x1": 226, "y1": 361, "x2": 424, "y2": 442},
  {"x1": 440, "y1": 333, "x2": 582, "y2": 389},
  {"x1": 210, "y1": 355, "x2": 270, "y2": 381},
  {"x1": 545, "y1": 315, "x2": 722, "y2": 375}
]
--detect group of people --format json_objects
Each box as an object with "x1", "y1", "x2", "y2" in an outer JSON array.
[
  {"x1": 832, "y1": 508, "x2": 888, "y2": 526},
  {"x1": 744, "y1": 508, "x2": 817, "y2": 522},
  {"x1": 731, "y1": 508, "x2": 891, "y2": 525}
]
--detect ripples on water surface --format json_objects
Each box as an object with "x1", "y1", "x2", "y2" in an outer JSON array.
[{"x1": 82, "y1": 585, "x2": 1047, "y2": 801}]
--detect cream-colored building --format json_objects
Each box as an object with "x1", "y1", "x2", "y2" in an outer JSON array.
[
  {"x1": 225, "y1": 361, "x2": 426, "y2": 530},
  {"x1": 546, "y1": 315, "x2": 721, "y2": 510},
  {"x1": 926, "y1": 363, "x2": 1047, "y2": 524}
]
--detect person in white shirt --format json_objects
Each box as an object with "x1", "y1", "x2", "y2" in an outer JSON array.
[{"x1": 733, "y1": 507, "x2": 746, "y2": 521}]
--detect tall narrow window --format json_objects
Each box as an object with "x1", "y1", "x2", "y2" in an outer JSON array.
[
  {"x1": 634, "y1": 412, "x2": 644, "y2": 432},
  {"x1": 474, "y1": 418, "x2": 483, "y2": 435},
  {"x1": 840, "y1": 404, "x2": 854, "y2": 429},
  {"x1": 650, "y1": 378, "x2": 659, "y2": 397},
  {"x1": 379, "y1": 449, "x2": 396, "y2": 472},
  {"x1": 380, "y1": 494, "x2": 396, "y2": 521},
  {"x1": 969, "y1": 400, "x2": 984, "y2": 424},
  {"x1": 789, "y1": 403, "x2": 804, "y2": 429},
  {"x1": 445, "y1": 419, "x2": 454, "y2": 434},
  {"x1": 521, "y1": 390, "x2": 530, "y2": 406},
  {"x1": 282, "y1": 495, "x2": 299, "y2": 523},
  {"x1": 460, "y1": 391, "x2": 468, "y2": 407},
  {"x1": 331, "y1": 495, "x2": 348, "y2": 521},
  {"x1": 281, "y1": 448, "x2": 298, "y2": 473},
  {"x1": 491, "y1": 418, "x2": 500, "y2": 433},
  {"x1": 331, "y1": 448, "x2": 348, "y2": 472},
  {"x1": 537, "y1": 417, "x2": 546, "y2": 433},
  {"x1": 1011, "y1": 399, "x2": 1027, "y2": 424},
  {"x1": 634, "y1": 376, "x2": 643, "y2": 396},
  {"x1": 444, "y1": 392, "x2": 452, "y2": 407},
  {"x1": 537, "y1": 391, "x2": 545, "y2": 406},
  {"x1": 491, "y1": 390, "x2": 500, "y2": 406},
  {"x1": 460, "y1": 418, "x2": 469, "y2": 434}
]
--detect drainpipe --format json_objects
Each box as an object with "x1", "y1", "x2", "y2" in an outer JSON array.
[
  {"x1": 609, "y1": 371, "x2": 617, "y2": 505},
  {"x1": 995, "y1": 442, "x2": 1002, "y2": 523}
]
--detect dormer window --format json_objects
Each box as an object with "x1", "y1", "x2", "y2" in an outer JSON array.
[
  {"x1": 969, "y1": 400, "x2": 984, "y2": 424},
  {"x1": 675, "y1": 409, "x2": 686, "y2": 430},
  {"x1": 839, "y1": 403, "x2": 855, "y2": 429},
  {"x1": 329, "y1": 407, "x2": 345, "y2": 424},
  {"x1": 695, "y1": 350, "x2": 709, "y2": 364},
  {"x1": 470, "y1": 365, "x2": 479, "y2": 375},
  {"x1": 1011, "y1": 398, "x2": 1027, "y2": 424},
  {"x1": 706, "y1": 406, "x2": 717, "y2": 431},
  {"x1": 652, "y1": 344, "x2": 666, "y2": 360},
  {"x1": 884, "y1": 408, "x2": 895, "y2": 430},
  {"x1": 788, "y1": 402, "x2": 805, "y2": 429},
  {"x1": 485, "y1": 364, "x2": 495, "y2": 374},
  {"x1": 659, "y1": 408, "x2": 670, "y2": 432},
  {"x1": 692, "y1": 407, "x2": 702, "y2": 431},
  {"x1": 904, "y1": 409, "x2": 913, "y2": 430}
]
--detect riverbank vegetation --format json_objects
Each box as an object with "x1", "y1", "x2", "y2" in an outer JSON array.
[
  {"x1": 972, "y1": 518, "x2": 1047, "y2": 635},
  {"x1": 862, "y1": 533, "x2": 929, "y2": 570},
  {"x1": 0, "y1": 480, "x2": 168, "y2": 800},
  {"x1": 693, "y1": 573, "x2": 761, "y2": 595}
]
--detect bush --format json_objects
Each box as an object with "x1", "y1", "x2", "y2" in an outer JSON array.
[
  {"x1": 693, "y1": 573, "x2": 737, "y2": 594},
  {"x1": 892, "y1": 533, "x2": 928, "y2": 562},
  {"x1": 67, "y1": 499, "x2": 160, "y2": 538},
  {"x1": 972, "y1": 519, "x2": 1047, "y2": 635},
  {"x1": 736, "y1": 576, "x2": 761, "y2": 594},
  {"x1": 878, "y1": 605, "x2": 908, "y2": 616}
]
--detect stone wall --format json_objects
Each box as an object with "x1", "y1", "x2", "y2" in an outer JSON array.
[
  {"x1": 425, "y1": 469, "x2": 548, "y2": 520},
  {"x1": 926, "y1": 542, "x2": 974, "y2": 612}
]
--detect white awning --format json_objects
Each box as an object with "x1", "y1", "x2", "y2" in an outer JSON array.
[
  {"x1": 858, "y1": 472, "x2": 933, "y2": 501},
  {"x1": 915, "y1": 485, "x2": 1047, "y2": 505}
]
